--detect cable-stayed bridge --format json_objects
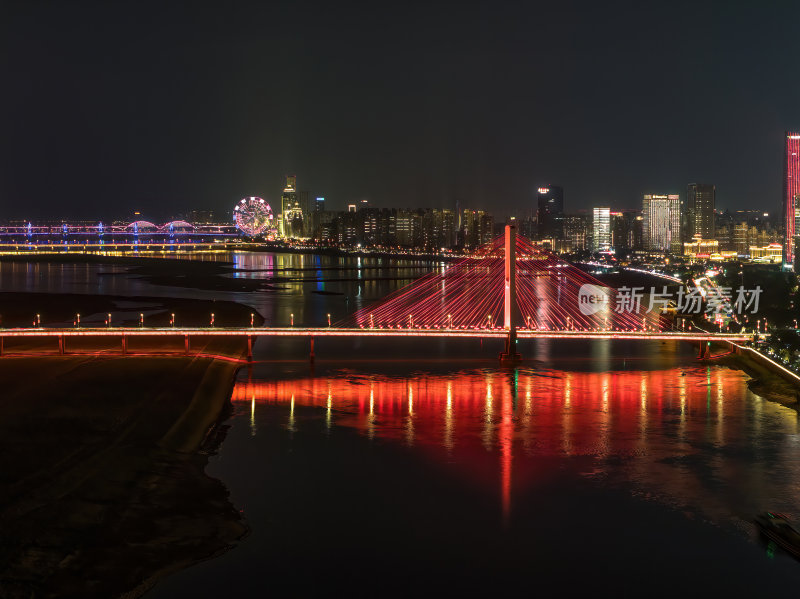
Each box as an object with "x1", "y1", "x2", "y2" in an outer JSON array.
[{"x1": 0, "y1": 225, "x2": 750, "y2": 361}]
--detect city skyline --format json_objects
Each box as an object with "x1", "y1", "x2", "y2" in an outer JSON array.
[{"x1": 3, "y1": 2, "x2": 800, "y2": 219}]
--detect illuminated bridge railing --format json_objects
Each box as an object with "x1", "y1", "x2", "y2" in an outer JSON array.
[{"x1": 0, "y1": 326, "x2": 752, "y2": 362}]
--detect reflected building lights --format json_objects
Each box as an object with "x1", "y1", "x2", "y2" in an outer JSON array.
[
  {"x1": 232, "y1": 365, "x2": 792, "y2": 520},
  {"x1": 444, "y1": 381, "x2": 454, "y2": 452},
  {"x1": 251, "y1": 397, "x2": 256, "y2": 436},
  {"x1": 326, "y1": 386, "x2": 332, "y2": 433},
  {"x1": 483, "y1": 381, "x2": 494, "y2": 451},
  {"x1": 406, "y1": 381, "x2": 415, "y2": 445}
]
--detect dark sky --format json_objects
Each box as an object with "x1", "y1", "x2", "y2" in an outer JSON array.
[{"x1": 2, "y1": 0, "x2": 799, "y2": 221}]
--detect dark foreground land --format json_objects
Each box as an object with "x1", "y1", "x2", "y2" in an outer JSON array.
[{"x1": 0, "y1": 354, "x2": 247, "y2": 598}]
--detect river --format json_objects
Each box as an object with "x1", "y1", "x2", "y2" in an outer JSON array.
[{"x1": 2, "y1": 251, "x2": 800, "y2": 595}]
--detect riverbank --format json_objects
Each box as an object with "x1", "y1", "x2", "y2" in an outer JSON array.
[
  {"x1": 720, "y1": 348, "x2": 800, "y2": 406},
  {"x1": 0, "y1": 354, "x2": 247, "y2": 598},
  {"x1": 0, "y1": 291, "x2": 263, "y2": 328}
]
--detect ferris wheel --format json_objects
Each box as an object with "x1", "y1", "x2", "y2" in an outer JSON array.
[{"x1": 233, "y1": 197, "x2": 275, "y2": 237}]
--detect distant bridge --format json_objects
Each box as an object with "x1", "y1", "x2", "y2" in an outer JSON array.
[{"x1": 0, "y1": 221, "x2": 238, "y2": 245}]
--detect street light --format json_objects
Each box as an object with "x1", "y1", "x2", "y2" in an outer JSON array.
[
  {"x1": 290, "y1": 313, "x2": 294, "y2": 327},
  {"x1": 140, "y1": 313, "x2": 144, "y2": 328},
  {"x1": 327, "y1": 313, "x2": 331, "y2": 327},
  {"x1": 210, "y1": 313, "x2": 215, "y2": 327},
  {"x1": 107, "y1": 313, "x2": 112, "y2": 327},
  {"x1": 171, "y1": 313, "x2": 175, "y2": 327}
]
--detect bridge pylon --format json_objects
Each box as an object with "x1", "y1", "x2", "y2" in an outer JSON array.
[{"x1": 500, "y1": 223, "x2": 522, "y2": 364}]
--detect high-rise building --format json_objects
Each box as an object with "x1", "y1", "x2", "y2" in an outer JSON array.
[
  {"x1": 461, "y1": 209, "x2": 494, "y2": 248},
  {"x1": 421, "y1": 209, "x2": 455, "y2": 250},
  {"x1": 563, "y1": 214, "x2": 590, "y2": 252},
  {"x1": 592, "y1": 207, "x2": 611, "y2": 251},
  {"x1": 687, "y1": 183, "x2": 715, "y2": 240},
  {"x1": 536, "y1": 186, "x2": 564, "y2": 240},
  {"x1": 315, "y1": 197, "x2": 326, "y2": 212},
  {"x1": 610, "y1": 210, "x2": 641, "y2": 254},
  {"x1": 784, "y1": 132, "x2": 800, "y2": 264},
  {"x1": 280, "y1": 175, "x2": 304, "y2": 238},
  {"x1": 642, "y1": 194, "x2": 682, "y2": 253}
]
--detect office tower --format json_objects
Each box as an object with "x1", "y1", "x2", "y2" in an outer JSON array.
[
  {"x1": 281, "y1": 175, "x2": 304, "y2": 238},
  {"x1": 642, "y1": 194, "x2": 682, "y2": 253},
  {"x1": 315, "y1": 197, "x2": 326, "y2": 212},
  {"x1": 460, "y1": 209, "x2": 493, "y2": 248},
  {"x1": 592, "y1": 207, "x2": 611, "y2": 251},
  {"x1": 536, "y1": 186, "x2": 564, "y2": 240},
  {"x1": 563, "y1": 214, "x2": 590, "y2": 252},
  {"x1": 784, "y1": 132, "x2": 800, "y2": 264},
  {"x1": 421, "y1": 209, "x2": 456, "y2": 250},
  {"x1": 609, "y1": 210, "x2": 642, "y2": 254},
  {"x1": 687, "y1": 183, "x2": 715, "y2": 239}
]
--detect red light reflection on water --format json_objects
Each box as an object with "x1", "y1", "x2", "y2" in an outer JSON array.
[{"x1": 232, "y1": 367, "x2": 798, "y2": 521}]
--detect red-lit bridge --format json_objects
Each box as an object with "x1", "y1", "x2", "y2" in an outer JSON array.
[
  {"x1": 0, "y1": 226, "x2": 751, "y2": 361},
  {"x1": 0, "y1": 326, "x2": 751, "y2": 360}
]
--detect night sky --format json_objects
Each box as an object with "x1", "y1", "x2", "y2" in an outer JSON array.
[{"x1": 2, "y1": 1, "x2": 799, "y2": 221}]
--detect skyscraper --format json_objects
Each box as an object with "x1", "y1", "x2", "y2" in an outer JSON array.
[
  {"x1": 687, "y1": 183, "x2": 715, "y2": 240},
  {"x1": 536, "y1": 186, "x2": 564, "y2": 240},
  {"x1": 592, "y1": 207, "x2": 611, "y2": 251},
  {"x1": 280, "y1": 175, "x2": 308, "y2": 238},
  {"x1": 610, "y1": 210, "x2": 642, "y2": 254},
  {"x1": 280, "y1": 175, "x2": 298, "y2": 237},
  {"x1": 642, "y1": 194, "x2": 682, "y2": 253},
  {"x1": 784, "y1": 132, "x2": 800, "y2": 264}
]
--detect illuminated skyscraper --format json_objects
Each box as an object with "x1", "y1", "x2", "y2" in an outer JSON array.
[
  {"x1": 687, "y1": 183, "x2": 715, "y2": 240},
  {"x1": 536, "y1": 186, "x2": 564, "y2": 240},
  {"x1": 784, "y1": 132, "x2": 800, "y2": 264},
  {"x1": 280, "y1": 175, "x2": 305, "y2": 238},
  {"x1": 642, "y1": 194, "x2": 681, "y2": 253},
  {"x1": 592, "y1": 207, "x2": 611, "y2": 251}
]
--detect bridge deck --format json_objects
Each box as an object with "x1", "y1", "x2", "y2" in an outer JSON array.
[{"x1": 0, "y1": 327, "x2": 750, "y2": 342}]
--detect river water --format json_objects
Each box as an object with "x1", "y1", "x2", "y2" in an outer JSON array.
[{"x1": 3, "y1": 252, "x2": 800, "y2": 595}]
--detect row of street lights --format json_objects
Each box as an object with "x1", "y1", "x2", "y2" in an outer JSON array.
[{"x1": 31, "y1": 310, "x2": 769, "y2": 332}]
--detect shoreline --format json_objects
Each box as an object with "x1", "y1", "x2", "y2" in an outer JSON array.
[{"x1": 719, "y1": 349, "x2": 800, "y2": 406}]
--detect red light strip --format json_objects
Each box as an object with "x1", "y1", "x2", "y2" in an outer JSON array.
[{"x1": 0, "y1": 327, "x2": 748, "y2": 342}]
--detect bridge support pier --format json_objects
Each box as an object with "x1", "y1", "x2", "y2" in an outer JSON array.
[
  {"x1": 698, "y1": 340, "x2": 708, "y2": 359},
  {"x1": 121, "y1": 334, "x2": 127, "y2": 355},
  {"x1": 184, "y1": 334, "x2": 190, "y2": 356},
  {"x1": 247, "y1": 335, "x2": 253, "y2": 362},
  {"x1": 59, "y1": 334, "x2": 65, "y2": 355},
  {"x1": 0, "y1": 336, "x2": 3, "y2": 357},
  {"x1": 500, "y1": 223, "x2": 522, "y2": 364},
  {"x1": 309, "y1": 337, "x2": 315, "y2": 362}
]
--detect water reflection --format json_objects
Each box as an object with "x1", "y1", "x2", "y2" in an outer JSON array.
[{"x1": 233, "y1": 366, "x2": 800, "y2": 524}]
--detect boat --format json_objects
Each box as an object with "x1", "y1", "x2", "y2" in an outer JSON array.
[{"x1": 754, "y1": 512, "x2": 800, "y2": 559}]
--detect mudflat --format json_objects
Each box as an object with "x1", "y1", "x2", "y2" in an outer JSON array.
[{"x1": 0, "y1": 355, "x2": 247, "y2": 598}]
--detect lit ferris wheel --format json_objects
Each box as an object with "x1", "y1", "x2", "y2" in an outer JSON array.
[{"x1": 233, "y1": 197, "x2": 276, "y2": 237}]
